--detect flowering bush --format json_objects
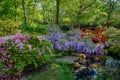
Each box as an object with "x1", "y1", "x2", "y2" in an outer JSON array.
[
  {"x1": 0, "y1": 19, "x2": 20, "y2": 36},
  {"x1": 46, "y1": 26, "x2": 106, "y2": 56},
  {"x1": 0, "y1": 33, "x2": 53, "y2": 79}
]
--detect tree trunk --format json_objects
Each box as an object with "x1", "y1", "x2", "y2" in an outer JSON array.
[
  {"x1": 22, "y1": 0, "x2": 28, "y2": 24},
  {"x1": 106, "y1": 0, "x2": 113, "y2": 28},
  {"x1": 53, "y1": 10, "x2": 55, "y2": 24},
  {"x1": 56, "y1": 0, "x2": 60, "y2": 25},
  {"x1": 43, "y1": 10, "x2": 45, "y2": 24},
  {"x1": 32, "y1": 0, "x2": 37, "y2": 21},
  {"x1": 14, "y1": 0, "x2": 17, "y2": 21}
]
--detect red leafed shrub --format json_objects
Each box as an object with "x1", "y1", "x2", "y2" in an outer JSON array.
[{"x1": 80, "y1": 27, "x2": 106, "y2": 43}]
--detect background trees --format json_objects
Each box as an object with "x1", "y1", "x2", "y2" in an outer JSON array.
[{"x1": 0, "y1": 0, "x2": 120, "y2": 28}]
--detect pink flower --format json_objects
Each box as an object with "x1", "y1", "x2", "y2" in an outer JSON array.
[
  {"x1": 38, "y1": 36, "x2": 46, "y2": 42},
  {"x1": 7, "y1": 63, "x2": 13, "y2": 68},
  {"x1": 17, "y1": 43, "x2": 24, "y2": 50}
]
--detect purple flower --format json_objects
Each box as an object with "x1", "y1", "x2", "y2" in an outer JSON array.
[
  {"x1": 12, "y1": 39, "x2": 21, "y2": 44},
  {"x1": 64, "y1": 42, "x2": 71, "y2": 51},
  {"x1": 92, "y1": 45, "x2": 104, "y2": 55},
  {"x1": 75, "y1": 35, "x2": 81, "y2": 40},
  {"x1": 46, "y1": 27, "x2": 105, "y2": 56},
  {"x1": 55, "y1": 42, "x2": 62, "y2": 51},
  {"x1": 0, "y1": 36, "x2": 9, "y2": 43},
  {"x1": 17, "y1": 43, "x2": 24, "y2": 50},
  {"x1": 67, "y1": 37, "x2": 73, "y2": 41}
]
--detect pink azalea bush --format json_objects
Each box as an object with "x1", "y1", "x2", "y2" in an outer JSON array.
[{"x1": 0, "y1": 33, "x2": 53, "y2": 79}]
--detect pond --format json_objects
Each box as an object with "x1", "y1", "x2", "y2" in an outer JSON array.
[{"x1": 73, "y1": 56, "x2": 120, "y2": 80}]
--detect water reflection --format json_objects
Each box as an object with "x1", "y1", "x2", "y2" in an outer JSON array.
[
  {"x1": 97, "y1": 57, "x2": 120, "y2": 80},
  {"x1": 74, "y1": 56, "x2": 120, "y2": 80}
]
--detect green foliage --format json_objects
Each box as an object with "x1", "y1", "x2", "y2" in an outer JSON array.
[
  {"x1": 0, "y1": 19, "x2": 20, "y2": 36},
  {"x1": 21, "y1": 24, "x2": 48, "y2": 34},
  {"x1": 106, "y1": 27, "x2": 120, "y2": 43},
  {"x1": 29, "y1": 37, "x2": 53, "y2": 55},
  {"x1": 27, "y1": 63, "x2": 73, "y2": 80},
  {"x1": 109, "y1": 45, "x2": 120, "y2": 55},
  {"x1": 0, "y1": 0, "x2": 119, "y2": 27},
  {"x1": 0, "y1": 0, "x2": 17, "y2": 19}
]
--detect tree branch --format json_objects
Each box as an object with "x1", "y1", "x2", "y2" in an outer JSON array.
[{"x1": 79, "y1": 0, "x2": 97, "y2": 14}]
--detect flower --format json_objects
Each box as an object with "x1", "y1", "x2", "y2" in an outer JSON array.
[
  {"x1": 46, "y1": 26, "x2": 105, "y2": 56},
  {"x1": 17, "y1": 43, "x2": 24, "y2": 50},
  {"x1": 38, "y1": 36, "x2": 46, "y2": 42}
]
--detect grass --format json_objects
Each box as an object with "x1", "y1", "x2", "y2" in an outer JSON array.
[{"x1": 27, "y1": 63, "x2": 73, "y2": 80}]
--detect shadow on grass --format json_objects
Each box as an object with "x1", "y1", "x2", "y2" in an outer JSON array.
[{"x1": 27, "y1": 62, "x2": 73, "y2": 80}]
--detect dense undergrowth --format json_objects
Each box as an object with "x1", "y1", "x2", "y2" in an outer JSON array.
[
  {"x1": 46, "y1": 26, "x2": 109, "y2": 56},
  {"x1": 0, "y1": 23, "x2": 120, "y2": 79},
  {"x1": 0, "y1": 33, "x2": 53, "y2": 79},
  {"x1": 0, "y1": 19, "x2": 20, "y2": 36},
  {"x1": 27, "y1": 63, "x2": 73, "y2": 80}
]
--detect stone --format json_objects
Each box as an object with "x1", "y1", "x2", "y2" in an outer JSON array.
[
  {"x1": 78, "y1": 54, "x2": 86, "y2": 59},
  {"x1": 79, "y1": 59, "x2": 87, "y2": 64},
  {"x1": 74, "y1": 66, "x2": 87, "y2": 73},
  {"x1": 55, "y1": 56, "x2": 79, "y2": 64},
  {"x1": 89, "y1": 63, "x2": 98, "y2": 68},
  {"x1": 71, "y1": 53, "x2": 87, "y2": 59},
  {"x1": 74, "y1": 62, "x2": 81, "y2": 69}
]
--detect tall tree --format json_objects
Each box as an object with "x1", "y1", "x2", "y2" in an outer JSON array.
[
  {"x1": 60, "y1": 0, "x2": 98, "y2": 26},
  {"x1": 106, "y1": 0, "x2": 115, "y2": 28},
  {"x1": 56, "y1": 0, "x2": 60, "y2": 25},
  {"x1": 14, "y1": 0, "x2": 17, "y2": 21},
  {"x1": 22, "y1": 0, "x2": 28, "y2": 24},
  {"x1": 31, "y1": 0, "x2": 37, "y2": 23},
  {"x1": 76, "y1": 0, "x2": 97, "y2": 27}
]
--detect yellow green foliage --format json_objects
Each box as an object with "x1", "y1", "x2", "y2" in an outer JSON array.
[{"x1": 0, "y1": 19, "x2": 20, "y2": 36}]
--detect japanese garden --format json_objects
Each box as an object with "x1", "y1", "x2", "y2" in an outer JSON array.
[{"x1": 0, "y1": 0, "x2": 120, "y2": 80}]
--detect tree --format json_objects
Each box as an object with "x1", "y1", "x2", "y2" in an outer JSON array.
[
  {"x1": 0, "y1": 0, "x2": 119, "y2": 27},
  {"x1": 56, "y1": 0, "x2": 60, "y2": 25},
  {"x1": 60, "y1": 0, "x2": 98, "y2": 26},
  {"x1": 22, "y1": 0, "x2": 28, "y2": 24},
  {"x1": 106, "y1": 0, "x2": 115, "y2": 28}
]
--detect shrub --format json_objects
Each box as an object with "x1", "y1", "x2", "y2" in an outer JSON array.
[
  {"x1": 109, "y1": 45, "x2": 120, "y2": 55},
  {"x1": 21, "y1": 23, "x2": 48, "y2": 34},
  {"x1": 0, "y1": 33, "x2": 53, "y2": 79},
  {"x1": 46, "y1": 26, "x2": 105, "y2": 56},
  {"x1": 0, "y1": 19, "x2": 20, "y2": 36},
  {"x1": 60, "y1": 25, "x2": 72, "y2": 32}
]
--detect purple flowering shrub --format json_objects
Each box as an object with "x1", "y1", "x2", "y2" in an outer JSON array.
[
  {"x1": 0, "y1": 33, "x2": 53, "y2": 79},
  {"x1": 46, "y1": 26, "x2": 106, "y2": 55}
]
